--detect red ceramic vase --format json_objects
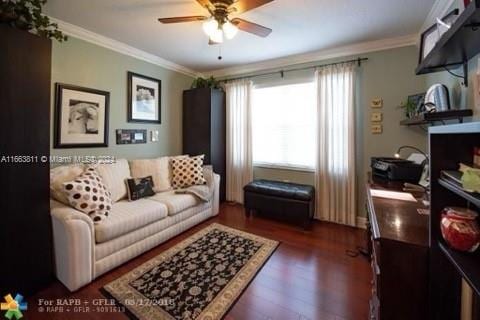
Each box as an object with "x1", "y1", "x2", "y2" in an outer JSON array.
[{"x1": 441, "y1": 207, "x2": 480, "y2": 252}]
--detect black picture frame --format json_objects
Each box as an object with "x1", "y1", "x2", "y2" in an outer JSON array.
[
  {"x1": 418, "y1": 9, "x2": 459, "y2": 65},
  {"x1": 127, "y1": 72, "x2": 162, "y2": 124},
  {"x1": 54, "y1": 83, "x2": 110, "y2": 149}
]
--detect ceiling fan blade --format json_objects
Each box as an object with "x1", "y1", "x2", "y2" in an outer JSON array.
[
  {"x1": 208, "y1": 39, "x2": 219, "y2": 45},
  {"x1": 158, "y1": 16, "x2": 208, "y2": 24},
  {"x1": 229, "y1": 0, "x2": 274, "y2": 14},
  {"x1": 196, "y1": 0, "x2": 214, "y2": 9},
  {"x1": 231, "y1": 18, "x2": 272, "y2": 37}
]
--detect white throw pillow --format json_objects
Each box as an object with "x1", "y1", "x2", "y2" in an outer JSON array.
[
  {"x1": 63, "y1": 167, "x2": 112, "y2": 223},
  {"x1": 50, "y1": 164, "x2": 85, "y2": 205},
  {"x1": 96, "y1": 159, "x2": 131, "y2": 202},
  {"x1": 129, "y1": 157, "x2": 171, "y2": 192}
]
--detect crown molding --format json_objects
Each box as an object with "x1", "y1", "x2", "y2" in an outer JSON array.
[
  {"x1": 420, "y1": 0, "x2": 456, "y2": 33},
  {"x1": 207, "y1": 34, "x2": 418, "y2": 78},
  {"x1": 50, "y1": 17, "x2": 201, "y2": 78}
]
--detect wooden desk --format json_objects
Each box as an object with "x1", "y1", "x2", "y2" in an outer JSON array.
[{"x1": 366, "y1": 178, "x2": 429, "y2": 320}]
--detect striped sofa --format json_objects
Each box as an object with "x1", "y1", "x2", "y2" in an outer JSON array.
[{"x1": 50, "y1": 158, "x2": 220, "y2": 291}]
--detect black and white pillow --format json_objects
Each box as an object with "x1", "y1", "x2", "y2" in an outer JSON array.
[
  {"x1": 171, "y1": 155, "x2": 207, "y2": 189},
  {"x1": 126, "y1": 176, "x2": 155, "y2": 201},
  {"x1": 63, "y1": 167, "x2": 112, "y2": 223}
]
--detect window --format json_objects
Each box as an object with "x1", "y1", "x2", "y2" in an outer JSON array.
[{"x1": 252, "y1": 82, "x2": 316, "y2": 170}]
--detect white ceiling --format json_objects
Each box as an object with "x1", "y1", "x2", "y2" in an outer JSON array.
[{"x1": 44, "y1": 0, "x2": 435, "y2": 74}]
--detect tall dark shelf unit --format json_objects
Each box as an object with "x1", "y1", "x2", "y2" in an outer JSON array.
[
  {"x1": 0, "y1": 25, "x2": 53, "y2": 295},
  {"x1": 183, "y1": 88, "x2": 226, "y2": 202},
  {"x1": 429, "y1": 123, "x2": 480, "y2": 319}
]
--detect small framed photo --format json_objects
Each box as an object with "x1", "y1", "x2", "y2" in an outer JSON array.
[
  {"x1": 128, "y1": 72, "x2": 161, "y2": 124},
  {"x1": 54, "y1": 83, "x2": 109, "y2": 148},
  {"x1": 419, "y1": 9, "x2": 459, "y2": 64},
  {"x1": 116, "y1": 129, "x2": 147, "y2": 145}
]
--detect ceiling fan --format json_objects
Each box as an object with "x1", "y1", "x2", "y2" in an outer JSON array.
[{"x1": 158, "y1": 0, "x2": 273, "y2": 44}]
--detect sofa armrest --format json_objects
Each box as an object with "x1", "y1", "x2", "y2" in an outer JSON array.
[
  {"x1": 213, "y1": 173, "x2": 220, "y2": 216},
  {"x1": 50, "y1": 200, "x2": 95, "y2": 291}
]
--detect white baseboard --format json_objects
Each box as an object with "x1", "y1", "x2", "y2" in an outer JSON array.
[{"x1": 356, "y1": 216, "x2": 367, "y2": 229}]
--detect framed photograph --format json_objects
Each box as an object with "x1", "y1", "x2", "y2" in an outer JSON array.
[
  {"x1": 419, "y1": 9, "x2": 459, "y2": 64},
  {"x1": 128, "y1": 72, "x2": 161, "y2": 124},
  {"x1": 408, "y1": 93, "x2": 426, "y2": 109},
  {"x1": 54, "y1": 83, "x2": 109, "y2": 148}
]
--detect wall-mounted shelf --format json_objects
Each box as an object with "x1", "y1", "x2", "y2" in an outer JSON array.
[
  {"x1": 439, "y1": 175, "x2": 480, "y2": 208},
  {"x1": 439, "y1": 241, "x2": 480, "y2": 296},
  {"x1": 416, "y1": 0, "x2": 480, "y2": 86},
  {"x1": 400, "y1": 109, "x2": 473, "y2": 126}
]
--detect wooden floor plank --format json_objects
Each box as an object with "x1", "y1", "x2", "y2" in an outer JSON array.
[{"x1": 26, "y1": 203, "x2": 370, "y2": 320}]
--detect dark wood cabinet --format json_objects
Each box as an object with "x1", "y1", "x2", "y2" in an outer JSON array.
[
  {"x1": 366, "y1": 179, "x2": 429, "y2": 320},
  {"x1": 428, "y1": 123, "x2": 480, "y2": 320},
  {"x1": 183, "y1": 88, "x2": 226, "y2": 202},
  {"x1": 0, "y1": 25, "x2": 53, "y2": 295}
]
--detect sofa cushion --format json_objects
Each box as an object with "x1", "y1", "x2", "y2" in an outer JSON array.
[
  {"x1": 171, "y1": 155, "x2": 207, "y2": 189},
  {"x1": 63, "y1": 167, "x2": 113, "y2": 223},
  {"x1": 148, "y1": 191, "x2": 200, "y2": 216},
  {"x1": 95, "y1": 199, "x2": 168, "y2": 243},
  {"x1": 95, "y1": 202, "x2": 212, "y2": 261},
  {"x1": 96, "y1": 159, "x2": 131, "y2": 202},
  {"x1": 50, "y1": 164, "x2": 85, "y2": 205},
  {"x1": 129, "y1": 157, "x2": 171, "y2": 192},
  {"x1": 125, "y1": 176, "x2": 155, "y2": 201}
]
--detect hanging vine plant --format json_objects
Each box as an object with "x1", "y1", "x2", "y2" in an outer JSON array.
[{"x1": 0, "y1": 0, "x2": 67, "y2": 42}]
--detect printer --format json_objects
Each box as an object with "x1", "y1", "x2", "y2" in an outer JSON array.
[{"x1": 371, "y1": 157, "x2": 424, "y2": 182}]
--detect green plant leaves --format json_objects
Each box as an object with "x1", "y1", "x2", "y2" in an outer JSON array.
[{"x1": 0, "y1": 0, "x2": 67, "y2": 42}]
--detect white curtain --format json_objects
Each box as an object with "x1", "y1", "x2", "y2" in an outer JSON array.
[
  {"x1": 315, "y1": 63, "x2": 357, "y2": 226},
  {"x1": 225, "y1": 80, "x2": 253, "y2": 203}
]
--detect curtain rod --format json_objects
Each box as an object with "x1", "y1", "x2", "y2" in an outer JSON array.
[{"x1": 220, "y1": 57, "x2": 369, "y2": 83}]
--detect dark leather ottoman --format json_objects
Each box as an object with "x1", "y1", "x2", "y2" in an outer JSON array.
[{"x1": 243, "y1": 180, "x2": 315, "y2": 229}]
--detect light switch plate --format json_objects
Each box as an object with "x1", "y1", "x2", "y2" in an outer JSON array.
[
  {"x1": 151, "y1": 130, "x2": 159, "y2": 142},
  {"x1": 371, "y1": 123, "x2": 383, "y2": 134},
  {"x1": 371, "y1": 98, "x2": 383, "y2": 108},
  {"x1": 371, "y1": 112, "x2": 383, "y2": 122}
]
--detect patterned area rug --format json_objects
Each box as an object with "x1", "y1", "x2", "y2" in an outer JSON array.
[{"x1": 102, "y1": 223, "x2": 278, "y2": 320}]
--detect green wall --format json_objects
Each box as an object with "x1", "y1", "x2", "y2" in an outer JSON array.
[
  {"x1": 50, "y1": 37, "x2": 193, "y2": 163},
  {"x1": 222, "y1": 45, "x2": 428, "y2": 217}
]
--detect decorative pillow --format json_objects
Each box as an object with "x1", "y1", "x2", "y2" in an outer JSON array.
[
  {"x1": 129, "y1": 157, "x2": 171, "y2": 192},
  {"x1": 50, "y1": 164, "x2": 85, "y2": 205},
  {"x1": 63, "y1": 167, "x2": 112, "y2": 223},
  {"x1": 96, "y1": 159, "x2": 131, "y2": 202},
  {"x1": 169, "y1": 154, "x2": 189, "y2": 182},
  {"x1": 171, "y1": 155, "x2": 207, "y2": 189},
  {"x1": 125, "y1": 176, "x2": 156, "y2": 201}
]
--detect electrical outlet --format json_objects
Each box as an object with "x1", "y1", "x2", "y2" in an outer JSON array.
[
  {"x1": 151, "y1": 130, "x2": 159, "y2": 142},
  {"x1": 371, "y1": 98, "x2": 383, "y2": 108},
  {"x1": 371, "y1": 123, "x2": 383, "y2": 134},
  {"x1": 371, "y1": 112, "x2": 383, "y2": 122}
]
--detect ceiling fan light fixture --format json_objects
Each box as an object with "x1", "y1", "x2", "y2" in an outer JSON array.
[
  {"x1": 222, "y1": 21, "x2": 238, "y2": 39},
  {"x1": 210, "y1": 27, "x2": 224, "y2": 43},
  {"x1": 202, "y1": 18, "x2": 218, "y2": 36}
]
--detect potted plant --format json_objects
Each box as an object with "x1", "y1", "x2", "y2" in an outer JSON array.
[
  {"x1": 0, "y1": 0, "x2": 67, "y2": 42},
  {"x1": 191, "y1": 76, "x2": 222, "y2": 90},
  {"x1": 398, "y1": 99, "x2": 419, "y2": 119}
]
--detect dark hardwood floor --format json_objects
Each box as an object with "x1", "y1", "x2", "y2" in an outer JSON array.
[{"x1": 27, "y1": 204, "x2": 371, "y2": 320}]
